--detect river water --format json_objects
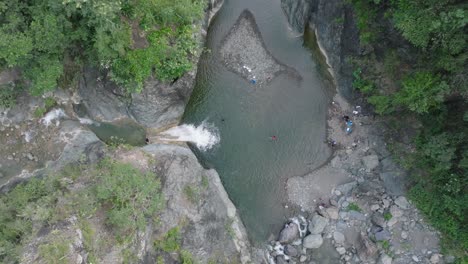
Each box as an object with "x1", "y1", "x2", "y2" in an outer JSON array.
[{"x1": 183, "y1": 0, "x2": 332, "y2": 242}]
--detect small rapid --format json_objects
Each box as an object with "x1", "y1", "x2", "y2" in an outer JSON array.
[{"x1": 158, "y1": 122, "x2": 220, "y2": 151}]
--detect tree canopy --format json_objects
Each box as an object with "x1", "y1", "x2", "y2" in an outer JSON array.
[{"x1": 0, "y1": 0, "x2": 205, "y2": 94}]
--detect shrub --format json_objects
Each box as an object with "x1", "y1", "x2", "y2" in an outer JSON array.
[
  {"x1": 155, "y1": 227, "x2": 181, "y2": 253},
  {"x1": 394, "y1": 72, "x2": 449, "y2": 114},
  {"x1": 95, "y1": 159, "x2": 163, "y2": 236},
  {"x1": 0, "y1": 82, "x2": 19, "y2": 108}
]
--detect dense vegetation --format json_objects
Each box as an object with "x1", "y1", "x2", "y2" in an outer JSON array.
[
  {"x1": 0, "y1": 159, "x2": 163, "y2": 263},
  {"x1": 347, "y1": 0, "x2": 467, "y2": 260},
  {"x1": 0, "y1": 0, "x2": 205, "y2": 96}
]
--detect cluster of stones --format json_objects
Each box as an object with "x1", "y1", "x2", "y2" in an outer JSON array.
[{"x1": 268, "y1": 178, "x2": 448, "y2": 264}]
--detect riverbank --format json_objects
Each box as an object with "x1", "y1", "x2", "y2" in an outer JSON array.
[{"x1": 264, "y1": 0, "x2": 447, "y2": 263}]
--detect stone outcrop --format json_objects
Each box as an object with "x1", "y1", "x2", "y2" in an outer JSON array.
[
  {"x1": 280, "y1": 0, "x2": 360, "y2": 98},
  {"x1": 20, "y1": 144, "x2": 252, "y2": 264}
]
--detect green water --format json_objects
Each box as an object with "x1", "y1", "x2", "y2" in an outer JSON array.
[
  {"x1": 183, "y1": 0, "x2": 332, "y2": 242},
  {"x1": 88, "y1": 119, "x2": 147, "y2": 147}
]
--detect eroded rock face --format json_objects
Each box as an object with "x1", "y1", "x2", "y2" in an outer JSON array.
[
  {"x1": 219, "y1": 10, "x2": 299, "y2": 84},
  {"x1": 281, "y1": 0, "x2": 360, "y2": 98},
  {"x1": 142, "y1": 144, "x2": 252, "y2": 263},
  {"x1": 78, "y1": 68, "x2": 130, "y2": 123}
]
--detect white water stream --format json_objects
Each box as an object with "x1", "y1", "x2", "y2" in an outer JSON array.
[{"x1": 158, "y1": 122, "x2": 220, "y2": 151}]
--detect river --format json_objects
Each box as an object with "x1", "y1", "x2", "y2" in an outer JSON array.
[{"x1": 183, "y1": 0, "x2": 332, "y2": 243}]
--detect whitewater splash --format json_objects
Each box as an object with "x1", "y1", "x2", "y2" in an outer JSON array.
[{"x1": 158, "y1": 122, "x2": 220, "y2": 151}]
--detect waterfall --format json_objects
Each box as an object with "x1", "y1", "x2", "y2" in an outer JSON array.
[{"x1": 158, "y1": 122, "x2": 220, "y2": 151}]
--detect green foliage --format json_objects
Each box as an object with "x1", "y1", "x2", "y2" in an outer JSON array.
[
  {"x1": 352, "y1": 68, "x2": 375, "y2": 94},
  {"x1": 225, "y1": 218, "x2": 235, "y2": 238},
  {"x1": 367, "y1": 95, "x2": 393, "y2": 114},
  {"x1": 350, "y1": 0, "x2": 468, "y2": 263},
  {"x1": 201, "y1": 175, "x2": 209, "y2": 189},
  {"x1": 347, "y1": 202, "x2": 362, "y2": 212},
  {"x1": 0, "y1": 177, "x2": 61, "y2": 263},
  {"x1": 383, "y1": 212, "x2": 392, "y2": 221},
  {"x1": 394, "y1": 72, "x2": 449, "y2": 114},
  {"x1": 38, "y1": 234, "x2": 70, "y2": 264},
  {"x1": 95, "y1": 159, "x2": 163, "y2": 236},
  {"x1": 111, "y1": 25, "x2": 199, "y2": 92},
  {"x1": 183, "y1": 185, "x2": 200, "y2": 204},
  {"x1": 155, "y1": 227, "x2": 181, "y2": 253},
  {"x1": 392, "y1": 0, "x2": 467, "y2": 75},
  {"x1": 180, "y1": 250, "x2": 197, "y2": 264},
  {"x1": 34, "y1": 97, "x2": 58, "y2": 117},
  {"x1": 0, "y1": 0, "x2": 205, "y2": 95},
  {"x1": 0, "y1": 82, "x2": 19, "y2": 108},
  {"x1": 347, "y1": 0, "x2": 381, "y2": 44},
  {"x1": 0, "y1": 160, "x2": 163, "y2": 263}
]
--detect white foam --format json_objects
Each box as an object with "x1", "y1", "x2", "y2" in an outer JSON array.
[
  {"x1": 41, "y1": 108, "x2": 67, "y2": 127},
  {"x1": 78, "y1": 117, "x2": 95, "y2": 125},
  {"x1": 158, "y1": 121, "x2": 220, "y2": 151}
]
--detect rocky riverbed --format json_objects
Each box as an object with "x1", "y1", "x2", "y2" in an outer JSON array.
[
  {"x1": 266, "y1": 93, "x2": 445, "y2": 264},
  {"x1": 264, "y1": 0, "x2": 447, "y2": 263}
]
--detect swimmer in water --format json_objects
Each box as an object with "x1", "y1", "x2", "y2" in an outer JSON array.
[{"x1": 271, "y1": 136, "x2": 277, "y2": 140}]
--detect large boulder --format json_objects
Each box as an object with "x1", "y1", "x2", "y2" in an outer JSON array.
[
  {"x1": 129, "y1": 73, "x2": 195, "y2": 129},
  {"x1": 303, "y1": 234, "x2": 323, "y2": 249},
  {"x1": 362, "y1": 154, "x2": 379, "y2": 171},
  {"x1": 309, "y1": 214, "x2": 329, "y2": 234},
  {"x1": 358, "y1": 233, "x2": 378, "y2": 262},
  {"x1": 78, "y1": 68, "x2": 130, "y2": 123},
  {"x1": 394, "y1": 196, "x2": 410, "y2": 209},
  {"x1": 279, "y1": 223, "x2": 299, "y2": 243}
]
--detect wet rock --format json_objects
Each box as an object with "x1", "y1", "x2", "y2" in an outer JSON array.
[
  {"x1": 326, "y1": 207, "x2": 339, "y2": 220},
  {"x1": 362, "y1": 154, "x2": 379, "y2": 171},
  {"x1": 394, "y1": 196, "x2": 410, "y2": 209},
  {"x1": 378, "y1": 253, "x2": 392, "y2": 264},
  {"x1": 279, "y1": 223, "x2": 299, "y2": 243},
  {"x1": 333, "y1": 231, "x2": 345, "y2": 244},
  {"x1": 285, "y1": 245, "x2": 298, "y2": 257},
  {"x1": 308, "y1": 214, "x2": 329, "y2": 234},
  {"x1": 303, "y1": 234, "x2": 323, "y2": 249}
]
